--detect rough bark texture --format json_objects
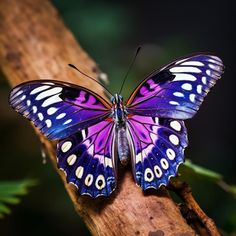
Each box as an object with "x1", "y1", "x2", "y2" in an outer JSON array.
[{"x1": 0, "y1": 0, "x2": 197, "y2": 235}]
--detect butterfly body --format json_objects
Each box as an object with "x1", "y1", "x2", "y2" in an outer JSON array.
[
  {"x1": 9, "y1": 54, "x2": 224, "y2": 198},
  {"x1": 111, "y1": 94, "x2": 130, "y2": 165}
]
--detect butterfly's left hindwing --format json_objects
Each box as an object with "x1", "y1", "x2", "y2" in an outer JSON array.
[
  {"x1": 127, "y1": 115, "x2": 188, "y2": 189},
  {"x1": 57, "y1": 119, "x2": 116, "y2": 198},
  {"x1": 9, "y1": 80, "x2": 111, "y2": 139}
]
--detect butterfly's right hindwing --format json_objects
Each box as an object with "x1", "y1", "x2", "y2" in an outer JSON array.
[{"x1": 57, "y1": 119, "x2": 117, "y2": 198}]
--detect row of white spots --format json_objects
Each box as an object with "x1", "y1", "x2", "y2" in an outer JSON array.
[
  {"x1": 74, "y1": 166, "x2": 106, "y2": 190},
  {"x1": 144, "y1": 158, "x2": 169, "y2": 182}
]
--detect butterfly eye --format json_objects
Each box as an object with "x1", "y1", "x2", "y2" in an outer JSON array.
[{"x1": 110, "y1": 96, "x2": 115, "y2": 104}]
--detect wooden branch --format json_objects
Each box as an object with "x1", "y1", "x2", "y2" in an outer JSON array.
[
  {"x1": 168, "y1": 179, "x2": 221, "y2": 236},
  {"x1": 0, "y1": 0, "x2": 197, "y2": 235}
]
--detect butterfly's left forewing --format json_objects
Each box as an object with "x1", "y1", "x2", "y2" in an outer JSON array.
[
  {"x1": 126, "y1": 54, "x2": 224, "y2": 119},
  {"x1": 127, "y1": 115, "x2": 188, "y2": 189}
]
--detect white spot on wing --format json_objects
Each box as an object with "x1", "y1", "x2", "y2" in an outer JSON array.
[
  {"x1": 56, "y1": 113, "x2": 66, "y2": 119},
  {"x1": 15, "y1": 90, "x2": 23, "y2": 97},
  {"x1": 75, "y1": 166, "x2": 84, "y2": 178},
  {"x1": 32, "y1": 106, "x2": 37, "y2": 113},
  {"x1": 42, "y1": 94, "x2": 63, "y2": 107},
  {"x1": 197, "y1": 85, "x2": 202, "y2": 94},
  {"x1": 95, "y1": 175, "x2": 106, "y2": 190},
  {"x1": 144, "y1": 168, "x2": 154, "y2": 182},
  {"x1": 166, "y1": 148, "x2": 176, "y2": 160},
  {"x1": 84, "y1": 174, "x2": 93, "y2": 186},
  {"x1": 21, "y1": 95, "x2": 26, "y2": 100},
  {"x1": 61, "y1": 141, "x2": 72, "y2": 153},
  {"x1": 30, "y1": 85, "x2": 50, "y2": 95},
  {"x1": 38, "y1": 113, "x2": 44, "y2": 121},
  {"x1": 202, "y1": 76, "x2": 207, "y2": 85},
  {"x1": 169, "y1": 101, "x2": 180, "y2": 105},
  {"x1": 104, "y1": 157, "x2": 112, "y2": 167},
  {"x1": 27, "y1": 100, "x2": 31, "y2": 106},
  {"x1": 173, "y1": 92, "x2": 184, "y2": 97},
  {"x1": 160, "y1": 158, "x2": 169, "y2": 170},
  {"x1": 170, "y1": 66, "x2": 201, "y2": 73},
  {"x1": 169, "y1": 134, "x2": 179, "y2": 145},
  {"x1": 206, "y1": 69, "x2": 211, "y2": 76},
  {"x1": 181, "y1": 83, "x2": 192, "y2": 91},
  {"x1": 45, "y1": 119, "x2": 52, "y2": 128},
  {"x1": 35, "y1": 87, "x2": 62, "y2": 101},
  {"x1": 63, "y1": 119, "x2": 72, "y2": 125},
  {"x1": 47, "y1": 107, "x2": 58, "y2": 115},
  {"x1": 181, "y1": 61, "x2": 204, "y2": 66},
  {"x1": 154, "y1": 165, "x2": 162, "y2": 178},
  {"x1": 189, "y1": 94, "x2": 196, "y2": 102},
  {"x1": 173, "y1": 73, "x2": 197, "y2": 81},
  {"x1": 170, "y1": 121, "x2": 181, "y2": 131},
  {"x1": 155, "y1": 117, "x2": 159, "y2": 124},
  {"x1": 67, "y1": 154, "x2": 77, "y2": 165},
  {"x1": 81, "y1": 129, "x2": 86, "y2": 139}
]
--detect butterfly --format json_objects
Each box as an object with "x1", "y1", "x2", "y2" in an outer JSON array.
[{"x1": 9, "y1": 54, "x2": 224, "y2": 198}]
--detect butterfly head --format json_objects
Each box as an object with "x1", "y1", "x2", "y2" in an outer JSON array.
[
  {"x1": 110, "y1": 94, "x2": 123, "y2": 107},
  {"x1": 111, "y1": 94, "x2": 127, "y2": 123}
]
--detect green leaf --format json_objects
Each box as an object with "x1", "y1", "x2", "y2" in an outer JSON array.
[
  {"x1": 179, "y1": 159, "x2": 236, "y2": 198},
  {"x1": 180, "y1": 159, "x2": 223, "y2": 182},
  {"x1": 0, "y1": 179, "x2": 37, "y2": 218}
]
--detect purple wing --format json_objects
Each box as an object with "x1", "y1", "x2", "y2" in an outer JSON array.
[
  {"x1": 126, "y1": 54, "x2": 224, "y2": 119},
  {"x1": 127, "y1": 115, "x2": 188, "y2": 190},
  {"x1": 9, "y1": 80, "x2": 111, "y2": 139},
  {"x1": 57, "y1": 119, "x2": 116, "y2": 197}
]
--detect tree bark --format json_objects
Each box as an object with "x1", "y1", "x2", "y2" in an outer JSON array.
[{"x1": 0, "y1": 0, "x2": 197, "y2": 235}]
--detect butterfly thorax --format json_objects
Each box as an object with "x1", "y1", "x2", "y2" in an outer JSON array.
[{"x1": 111, "y1": 94, "x2": 129, "y2": 165}]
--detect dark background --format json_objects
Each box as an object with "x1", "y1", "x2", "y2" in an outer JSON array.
[{"x1": 0, "y1": 0, "x2": 235, "y2": 235}]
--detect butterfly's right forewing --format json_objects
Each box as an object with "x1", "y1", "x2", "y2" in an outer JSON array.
[{"x1": 9, "y1": 80, "x2": 111, "y2": 139}]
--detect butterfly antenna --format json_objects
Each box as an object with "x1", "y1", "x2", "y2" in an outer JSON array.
[
  {"x1": 68, "y1": 64, "x2": 113, "y2": 97},
  {"x1": 118, "y1": 46, "x2": 142, "y2": 95}
]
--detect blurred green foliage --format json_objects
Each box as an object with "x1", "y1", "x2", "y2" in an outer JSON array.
[{"x1": 0, "y1": 180, "x2": 37, "y2": 218}]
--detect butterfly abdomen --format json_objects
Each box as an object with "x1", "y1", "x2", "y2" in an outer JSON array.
[{"x1": 117, "y1": 125, "x2": 130, "y2": 165}]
